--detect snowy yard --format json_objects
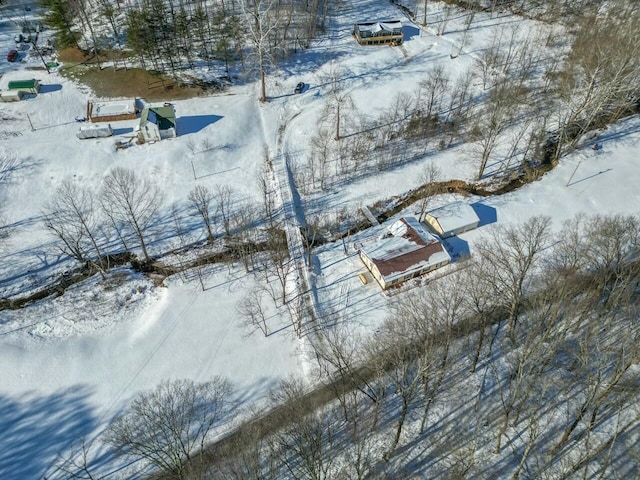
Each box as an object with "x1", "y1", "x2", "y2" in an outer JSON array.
[{"x1": 1, "y1": 0, "x2": 640, "y2": 477}]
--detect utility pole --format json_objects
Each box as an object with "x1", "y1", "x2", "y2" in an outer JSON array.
[
  {"x1": 31, "y1": 38, "x2": 50, "y2": 74},
  {"x1": 422, "y1": 0, "x2": 428, "y2": 26}
]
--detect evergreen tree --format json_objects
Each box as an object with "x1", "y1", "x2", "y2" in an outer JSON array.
[{"x1": 41, "y1": 0, "x2": 80, "y2": 49}]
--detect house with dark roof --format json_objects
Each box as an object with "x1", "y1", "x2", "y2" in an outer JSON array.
[
  {"x1": 139, "y1": 105, "x2": 177, "y2": 142},
  {"x1": 359, "y1": 217, "x2": 451, "y2": 290}
]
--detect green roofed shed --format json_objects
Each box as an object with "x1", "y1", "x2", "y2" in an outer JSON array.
[
  {"x1": 8, "y1": 79, "x2": 41, "y2": 94},
  {"x1": 139, "y1": 105, "x2": 177, "y2": 142}
]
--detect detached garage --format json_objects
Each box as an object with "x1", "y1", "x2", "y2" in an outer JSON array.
[
  {"x1": 0, "y1": 90, "x2": 25, "y2": 102},
  {"x1": 424, "y1": 201, "x2": 480, "y2": 238},
  {"x1": 7, "y1": 79, "x2": 40, "y2": 94}
]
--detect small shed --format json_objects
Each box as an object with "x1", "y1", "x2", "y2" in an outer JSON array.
[
  {"x1": 77, "y1": 124, "x2": 113, "y2": 139},
  {"x1": 424, "y1": 201, "x2": 480, "y2": 238},
  {"x1": 7, "y1": 79, "x2": 40, "y2": 94},
  {"x1": 139, "y1": 106, "x2": 177, "y2": 142},
  {"x1": 0, "y1": 90, "x2": 25, "y2": 102}
]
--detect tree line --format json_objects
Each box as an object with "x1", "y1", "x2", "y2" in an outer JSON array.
[
  {"x1": 41, "y1": 0, "x2": 330, "y2": 87},
  {"x1": 42, "y1": 167, "x2": 268, "y2": 272},
  {"x1": 294, "y1": 0, "x2": 640, "y2": 194}
]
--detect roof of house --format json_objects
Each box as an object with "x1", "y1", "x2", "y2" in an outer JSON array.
[
  {"x1": 360, "y1": 217, "x2": 450, "y2": 283},
  {"x1": 355, "y1": 20, "x2": 403, "y2": 33},
  {"x1": 140, "y1": 106, "x2": 176, "y2": 130},
  {"x1": 426, "y1": 201, "x2": 480, "y2": 234}
]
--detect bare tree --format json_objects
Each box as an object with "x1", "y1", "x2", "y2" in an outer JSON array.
[
  {"x1": 208, "y1": 418, "x2": 279, "y2": 480},
  {"x1": 417, "y1": 162, "x2": 441, "y2": 222},
  {"x1": 475, "y1": 216, "x2": 551, "y2": 338},
  {"x1": 320, "y1": 62, "x2": 355, "y2": 141},
  {"x1": 461, "y1": 259, "x2": 500, "y2": 373},
  {"x1": 443, "y1": 67, "x2": 474, "y2": 146},
  {"x1": 188, "y1": 185, "x2": 216, "y2": 243},
  {"x1": 552, "y1": 214, "x2": 640, "y2": 308},
  {"x1": 270, "y1": 378, "x2": 336, "y2": 480},
  {"x1": 437, "y1": 5, "x2": 453, "y2": 36},
  {"x1": 314, "y1": 321, "x2": 382, "y2": 415},
  {"x1": 417, "y1": 279, "x2": 461, "y2": 434},
  {"x1": 258, "y1": 163, "x2": 277, "y2": 228},
  {"x1": 263, "y1": 227, "x2": 293, "y2": 305},
  {"x1": 309, "y1": 123, "x2": 333, "y2": 190},
  {"x1": 0, "y1": 149, "x2": 19, "y2": 249},
  {"x1": 104, "y1": 378, "x2": 235, "y2": 480},
  {"x1": 241, "y1": 0, "x2": 281, "y2": 102},
  {"x1": 420, "y1": 0, "x2": 428, "y2": 26},
  {"x1": 473, "y1": 80, "x2": 525, "y2": 180},
  {"x1": 101, "y1": 167, "x2": 162, "y2": 263},
  {"x1": 548, "y1": 4, "x2": 640, "y2": 157},
  {"x1": 368, "y1": 313, "x2": 423, "y2": 461},
  {"x1": 52, "y1": 438, "x2": 102, "y2": 480},
  {"x1": 418, "y1": 64, "x2": 449, "y2": 120},
  {"x1": 215, "y1": 184, "x2": 233, "y2": 237},
  {"x1": 43, "y1": 180, "x2": 107, "y2": 274},
  {"x1": 491, "y1": 294, "x2": 562, "y2": 454},
  {"x1": 547, "y1": 303, "x2": 640, "y2": 460},
  {"x1": 230, "y1": 200, "x2": 258, "y2": 272},
  {"x1": 237, "y1": 285, "x2": 270, "y2": 336}
]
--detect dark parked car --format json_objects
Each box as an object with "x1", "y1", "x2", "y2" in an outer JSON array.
[
  {"x1": 7, "y1": 50, "x2": 18, "y2": 62},
  {"x1": 294, "y1": 82, "x2": 305, "y2": 94}
]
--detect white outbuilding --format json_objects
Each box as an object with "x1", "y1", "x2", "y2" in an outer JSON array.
[
  {"x1": 424, "y1": 201, "x2": 480, "y2": 238},
  {"x1": 76, "y1": 124, "x2": 113, "y2": 139}
]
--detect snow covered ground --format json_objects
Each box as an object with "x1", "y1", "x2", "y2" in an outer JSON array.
[
  {"x1": 1, "y1": 0, "x2": 639, "y2": 477},
  {"x1": 312, "y1": 113, "x2": 640, "y2": 333},
  {"x1": 1, "y1": 11, "x2": 304, "y2": 480}
]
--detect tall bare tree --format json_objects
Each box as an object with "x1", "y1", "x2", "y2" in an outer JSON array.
[
  {"x1": 270, "y1": 378, "x2": 336, "y2": 480},
  {"x1": 368, "y1": 313, "x2": 423, "y2": 460},
  {"x1": 101, "y1": 167, "x2": 162, "y2": 263},
  {"x1": 43, "y1": 179, "x2": 107, "y2": 274},
  {"x1": 215, "y1": 184, "x2": 233, "y2": 237},
  {"x1": 188, "y1": 184, "x2": 216, "y2": 243},
  {"x1": 473, "y1": 80, "x2": 525, "y2": 180},
  {"x1": 320, "y1": 61, "x2": 355, "y2": 141},
  {"x1": 417, "y1": 162, "x2": 441, "y2": 222},
  {"x1": 241, "y1": 0, "x2": 281, "y2": 102}
]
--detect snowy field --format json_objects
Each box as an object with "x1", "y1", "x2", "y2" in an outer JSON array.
[
  {"x1": 1, "y1": 0, "x2": 640, "y2": 477},
  {"x1": 1, "y1": 8, "x2": 304, "y2": 479}
]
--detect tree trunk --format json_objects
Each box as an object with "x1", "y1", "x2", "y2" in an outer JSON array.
[{"x1": 384, "y1": 396, "x2": 408, "y2": 460}]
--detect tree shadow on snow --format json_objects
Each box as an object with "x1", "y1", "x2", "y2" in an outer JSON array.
[
  {"x1": 0, "y1": 385, "x2": 98, "y2": 480},
  {"x1": 177, "y1": 115, "x2": 223, "y2": 136}
]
